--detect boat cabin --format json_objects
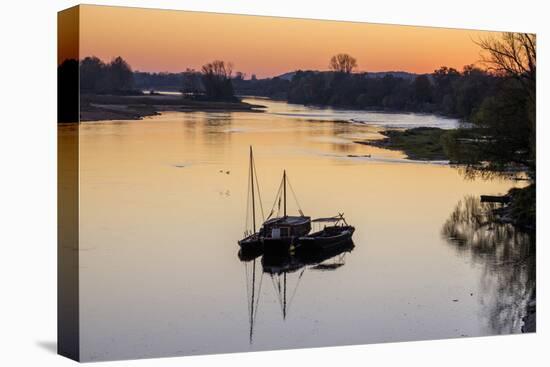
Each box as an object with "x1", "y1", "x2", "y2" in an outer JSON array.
[{"x1": 261, "y1": 215, "x2": 311, "y2": 239}]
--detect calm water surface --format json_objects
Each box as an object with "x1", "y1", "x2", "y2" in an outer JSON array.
[{"x1": 73, "y1": 98, "x2": 533, "y2": 361}]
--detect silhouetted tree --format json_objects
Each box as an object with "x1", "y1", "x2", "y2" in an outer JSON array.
[
  {"x1": 80, "y1": 56, "x2": 105, "y2": 92},
  {"x1": 181, "y1": 69, "x2": 203, "y2": 94},
  {"x1": 432, "y1": 66, "x2": 460, "y2": 113},
  {"x1": 412, "y1": 75, "x2": 433, "y2": 104},
  {"x1": 329, "y1": 53, "x2": 357, "y2": 73},
  {"x1": 108, "y1": 56, "x2": 134, "y2": 92},
  {"x1": 200, "y1": 60, "x2": 236, "y2": 101},
  {"x1": 478, "y1": 33, "x2": 536, "y2": 167},
  {"x1": 79, "y1": 55, "x2": 135, "y2": 94},
  {"x1": 444, "y1": 33, "x2": 536, "y2": 174},
  {"x1": 234, "y1": 71, "x2": 246, "y2": 81},
  {"x1": 478, "y1": 33, "x2": 535, "y2": 98}
]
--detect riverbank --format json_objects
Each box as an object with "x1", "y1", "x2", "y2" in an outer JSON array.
[
  {"x1": 354, "y1": 127, "x2": 450, "y2": 160},
  {"x1": 356, "y1": 126, "x2": 535, "y2": 230},
  {"x1": 80, "y1": 93, "x2": 266, "y2": 121}
]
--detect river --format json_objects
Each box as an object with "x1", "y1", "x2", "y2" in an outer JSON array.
[{"x1": 64, "y1": 97, "x2": 533, "y2": 361}]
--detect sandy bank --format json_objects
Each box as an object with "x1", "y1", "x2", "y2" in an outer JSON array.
[{"x1": 80, "y1": 93, "x2": 265, "y2": 122}]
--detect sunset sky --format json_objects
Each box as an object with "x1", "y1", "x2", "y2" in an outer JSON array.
[{"x1": 76, "y1": 5, "x2": 501, "y2": 78}]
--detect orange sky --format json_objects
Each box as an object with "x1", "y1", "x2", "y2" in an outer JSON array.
[{"x1": 76, "y1": 5, "x2": 501, "y2": 78}]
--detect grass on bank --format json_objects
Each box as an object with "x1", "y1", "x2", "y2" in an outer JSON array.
[{"x1": 356, "y1": 127, "x2": 450, "y2": 160}]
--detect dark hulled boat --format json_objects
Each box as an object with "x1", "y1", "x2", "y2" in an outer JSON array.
[
  {"x1": 298, "y1": 214, "x2": 355, "y2": 251},
  {"x1": 239, "y1": 233, "x2": 262, "y2": 252}
]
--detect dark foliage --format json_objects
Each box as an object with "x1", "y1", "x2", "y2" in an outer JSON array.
[
  {"x1": 80, "y1": 56, "x2": 136, "y2": 94},
  {"x1": 233, "y1": 76, "x2": 290, "y2": 99},
  {"x1": 58, "y1": 58, "x2": 79, "y2": 122},
  {"x1": 442, "y1": 33, "x2": 536, "y2": 179},
  {"x1": 199, "y1": 60, "x2": 237, "y2": 101},
  {"x1": 284, "y1": 67, "x2": 495, "y2": 120}
]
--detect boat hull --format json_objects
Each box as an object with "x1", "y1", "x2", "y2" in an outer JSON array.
[
  {"x1": 238, "y1": 234, "x2": 263, "y2": 252},
  {"x1": 261, "y1": 215, "x2": 311, "y2": 254},
  {"x1": 298, "y1": 226, "x2": 355, "y2": 251},
  {"x1": 237, "y1": 246, "x2": 263, "y2": 262},
  {"x1": 262, "y1": 236, "x2": 297, "y2": 254}
]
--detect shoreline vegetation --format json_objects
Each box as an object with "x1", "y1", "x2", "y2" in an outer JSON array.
[
  {"x1": 354, "y1": 127, "x2": 449, "y2": 161},
  {"x1": 59, "y1": 57, "x2": 267, "y2": 122},
  {"x1": 355, "y1": 126, "x2": 535, "y2": 230},
  {"x1": 80, "y1": 93, "x2": 265, "y2": 122}
]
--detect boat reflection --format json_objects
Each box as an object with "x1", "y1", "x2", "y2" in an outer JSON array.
[
  {"x1": 238, "y1": 240, "x2": 355, "y2": 343},
  {"x1": 442, "y1": 196, "x2": 535, "y2": 334}
]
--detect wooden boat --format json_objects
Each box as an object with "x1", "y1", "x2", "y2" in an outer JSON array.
[
  {"x1": 239, "y1": 233, "x2": 262, "y2": 252},
  {"x1": 261, "y1": 170, "x2": 311, "y2": 253},
  {"x1": 238, "y1": 147, "x2": 265, "y2": 252},
  {"x1": 298, "y1": 214, "x2": 355, "y2": 251},
  {"x1": 237, "y1": 246, "x2": 263, "y2": 262}
]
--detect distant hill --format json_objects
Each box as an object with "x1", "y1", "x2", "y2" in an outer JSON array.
[
  {"x1": 274, "y1": 70, "x2": 420, "y2": 81},
  {"x1": 274, "y1": 71, "x2": 297, "y2": 81},
  {"x1": 364, "y1": 71, "x2": 420, "y2": 80}
]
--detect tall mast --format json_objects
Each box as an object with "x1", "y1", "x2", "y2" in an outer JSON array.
[
  {"x1": 283, "y1": 170, "x2": 287, "y2": 217},
  {"x1": 250, "y1": 146, "x2": 256, "y2": 232}
]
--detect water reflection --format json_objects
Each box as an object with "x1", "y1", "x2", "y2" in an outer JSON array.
[
  {"x1": 239, "y1": 242, "x2": 355, "y2": 344},
  {"x1": 442, "y1": 196, "x2": 535, "y2": 334}
]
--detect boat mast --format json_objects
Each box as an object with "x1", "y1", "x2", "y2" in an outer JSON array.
[
  {"x1": 250, "y1": 146, "x2": 256, "y2": 233},
  {"x1": 283, "y1": 170, "x2": 287, "y2": 217}
]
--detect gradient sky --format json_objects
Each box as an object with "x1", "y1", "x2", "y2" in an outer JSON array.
[{"x1": 78, "y1": 5, "x2": 501, "y2": 78}]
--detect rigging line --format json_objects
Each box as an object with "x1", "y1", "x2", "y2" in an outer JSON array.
[
  {"x1": 287, "y1": 268, "x2": 306, "y2": 315},
  {"x1": 286, "y1": 176, "x2": 304, "y2": 215},
  {"x1": 267, "y1": 182, "x2": 279, "y2": 219},
  {"x1": 276, "y1": 174, "x2": 285, "y2": 217},
  {"x1": 267, "y1": 177, "x2": 284, "y2": 220},
  {"x1": 252, "y1": 153, "x2": 266, "y2": 222}
]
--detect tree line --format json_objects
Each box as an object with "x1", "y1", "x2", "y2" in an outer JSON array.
[
  {"x1": 80, "y1": 56, "x2": 135, "y2": 94},
  {"x1": 444, "y1": 33, "x2": 536, "y2": 178},
  {"x1": 276, "y1": 64, "x2": 497, "y2": 122},
  {"x1": 78, "y1": 56, "x2": 238, "y2": 101}
]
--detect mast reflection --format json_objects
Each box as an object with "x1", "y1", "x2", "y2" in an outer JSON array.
[{"x1": 238, "y1": 241, "x2": 355, "y2": 343}]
